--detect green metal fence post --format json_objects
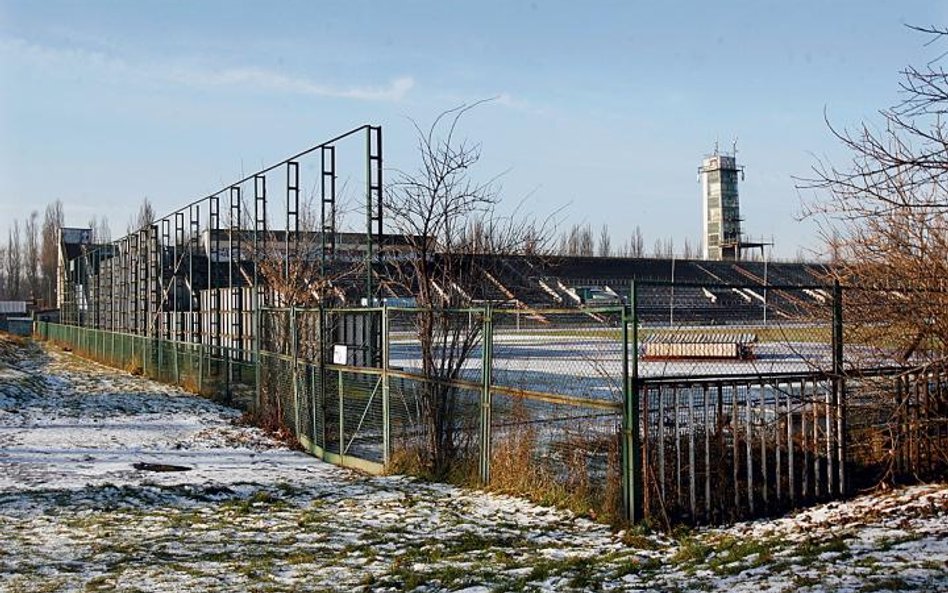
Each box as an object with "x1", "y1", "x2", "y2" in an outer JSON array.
[
  {"x1": 292, "y1": 306, "x2": 301, "y2": 438},
  {"x1": 172, "y1": 339, "x2": 179, "y2": 386},
  {"x1": 832, "y1": 279, "x2": 847, "y2": 496},
  {"x1": 156, "y1": 319, "x2": 163, "y2": 381},
  {"x1": 338, "y1": 365, "x2": 345, "y2": 460},
  {"x1": 622, "y1": 280, "x2": 643, "y2": 523},
  {"x1": 225, "y1": 344, "x2": 232, "y2": 403},
  {"x1": 253, "y1": 291, "x2": 261, "y2": 412},
  {"x1": 381, "y1": 304, "x2": 391, "y2": 466},
  {"x1": 479, "y1": 304, "x2": 494, "y2": 485},
  {"x1": 198, "y1": 339, "x2": 204, "y2": 393},
  {"x1": 319, "y1": 306, "x2": 328, "y2": 452}
]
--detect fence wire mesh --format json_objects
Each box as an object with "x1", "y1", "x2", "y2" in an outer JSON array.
[
  {"x1": 490, "y1": 308, "x2": 624, "y2": 402},
  {"x1": 489, "y1": 391, "x2": 623, "y2": 521},
  {"x1": 34, "y1": 280, "x2": 948, "y2": 527},
  {"x1": 635, "y1": 282, "x2": 834, "y2": 379}
]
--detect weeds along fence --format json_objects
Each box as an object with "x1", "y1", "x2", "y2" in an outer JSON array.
[
  {"x1": 34, "y1": 283, "x2": 948, "y2": 527},
  {"x1": 637, "y1": 369, "x2": 948, "y2": 525},
  {"x1": 35, "y1": 321, "x2": 256, "y2": 408}
]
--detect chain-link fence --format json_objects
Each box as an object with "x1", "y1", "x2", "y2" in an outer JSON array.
[
  {"x1": 35, "y1": 321, "x2": 254, "y2": 409},
  {"x1": 35, "y1": 280, "x2": 948, "y2": 527},
  {"x1": 250, "y1": 305, "x2": 632, "y2": 516},
  {"x1": 487, "y1": 308, "x2": 624, "y2": 520},
  {"x1": 632, "y1": 281, "x2": 845, "y2": 524}
]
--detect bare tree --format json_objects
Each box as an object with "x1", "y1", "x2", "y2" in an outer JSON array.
[
  {"x1": 88, "y1": 215, "x2": 111, "y2": 243},
  {"x1": 801, "y1": 25, "x2": 948, "y2": 362},
  {"x1": 129, "y1": 197, "x2": 155, "y2": 234},
  {"x1": 40, "y1": 200, "x2": 64, "y2": 307},
  {"x1": 652, "y1": 236, "x2": 675, "y2": 258},
  {"x1": 24, "y1": 211, "x2": 40, "y2": 300},
  {"x1": 253, "y1": 225, "x2": 352, "y2": 308},
  {"x1": 597, "y1": 223, "x2": 612, "y2": 257},
  {"x1": 682, "y1": 237, "x2": 695, "y2": 259},
  {"x1": 800, "y1": 27, "x2": 948, "y2": 486},
  {"x1": 578, "y1": 223, "x2": 594, "y2": 256},
  {"x1": 630, "y1": 225, "x2": 645, "y2": 258},
  {"x1": 6, "y1": 221, "x2": 22, "y2": 300},
  {"x1": 384, "y1": 104, "x2": 551, "y2": 475},
  {"x1": 558, "y1": 223, "x2": 595, "y2": 256}
]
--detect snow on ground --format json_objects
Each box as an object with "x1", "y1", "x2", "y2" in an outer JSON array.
[{"x1": 0, "y1": 335, "x2": 945, "y2": 592}]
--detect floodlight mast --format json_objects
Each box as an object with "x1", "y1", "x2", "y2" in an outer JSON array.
[
  {"x1": 365, "y1": 125, "x2": 383, "y2": 307},
  {"x1": 364, "y1": 126, "x2": 384, "y2": 367}
]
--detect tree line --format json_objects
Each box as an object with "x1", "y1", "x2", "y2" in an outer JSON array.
[
  {"x1": 1, "y1": 201, "x2": 62, "y2": 306},
  {"x1": 555, "y1": 222, "x2": 700, "y2": 259},
  {"x1": 0, "y1": 200, "x2": 113, "y2": 307}
]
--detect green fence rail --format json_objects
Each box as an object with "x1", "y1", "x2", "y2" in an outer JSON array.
[{"x1": 35, "y1": 286, "x2": 948, "y2": 527}]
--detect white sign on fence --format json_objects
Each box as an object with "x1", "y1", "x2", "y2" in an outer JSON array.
[{"x1": 332, "y1": 344, "x2": 348, "y2": 365}]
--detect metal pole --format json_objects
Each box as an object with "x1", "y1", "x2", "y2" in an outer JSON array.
[
  {"x1": 622, "y1": 280, "x2": 643, "y2": 522},
  {"x1": 320, "y1": 305, "x2": 328, "y2": 451},
  {"x1": 479, "y1": 304, "x2": 494, "y2": 485},
  {"x1": 253, "y1": 174, "x2": 265, "y2": 413},
  {"x1": 338, "y1": 366, "x2": 345, "y2": 459},
  {"x1": 292, "y1": 306, "x2": 300, "y2": 438},
  {"x1": 833, "y1": 280, "x2": 846, "y2": 495},
  {"x1": 381, "y1": 304, "x2": 391, "y2": 466},
  {"x1": 763, "y1": 253, "x2": 769, "y2": 326},
  {"x1": 253, "y1": 290, "x2": 261, "y2": 412},
  {"x1": 365, "y1": 130, "x2": 374, "y2": 305}
]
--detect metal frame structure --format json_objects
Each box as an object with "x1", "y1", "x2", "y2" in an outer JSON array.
[{"x1": 62, "y1": 125, "x2": 382, "y2": 329}]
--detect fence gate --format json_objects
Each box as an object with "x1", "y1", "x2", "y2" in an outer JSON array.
[
  {"x1": 322, "y1": 308, "x2": 386, "y2": 471},
  {"x1": 257, "y1": 307, "x2": 387, "y2": 473}
]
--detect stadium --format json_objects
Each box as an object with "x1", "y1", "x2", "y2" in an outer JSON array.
[{"x1": 44, "y1": 126, "x2": 943, "y2": 527}]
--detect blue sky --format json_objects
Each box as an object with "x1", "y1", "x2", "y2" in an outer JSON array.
[{"x1": 0, "y1": 0, "x2": 944, "y2": 259}]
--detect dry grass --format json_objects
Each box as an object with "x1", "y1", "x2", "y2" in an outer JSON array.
[{"x1": 486, "y1": 397, "x2": 623, "y2": 524}]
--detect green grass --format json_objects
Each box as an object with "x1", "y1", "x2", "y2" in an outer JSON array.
[
  {"x1": 611, "y1": 556, "x2": 662, "y2": 578},
  {"x1": 705, "y1": 535, "x2": 776, "y2": 575},
  {"x1": 670, "y1": 536, "x2": 714, "y2": 565},
  {"x1": 797, "y1": 535, "x2": 850, "y2": 562}
]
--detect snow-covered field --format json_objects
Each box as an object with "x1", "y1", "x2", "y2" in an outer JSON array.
[
  {"x1": 0, "y1": 335, "x2": 945, "y2": 592},
  {"x1": 392, "y1": 336, "x2": 836, "y2": 396}
]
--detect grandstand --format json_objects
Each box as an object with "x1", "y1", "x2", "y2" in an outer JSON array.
[
  {"x1": 63, "y1": 215, "x2": 827, "y2": 336},
  {"x1": 454, "y1": 254, "x2": 828, "y2": 325}
]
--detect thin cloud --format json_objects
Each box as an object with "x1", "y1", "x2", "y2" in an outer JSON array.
[
  {"x1": 494, "y1": 92, "x2": 554, "y2": 117},
  {"x1": 0, "y1": 37, "x2": 413, "y2": 102},
  {"x1": 0, "y1": 37, "x2": 127, "y2": 73},
  {"x1": 172, "y1": 66, "x2": 414, "y2": 101}
]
